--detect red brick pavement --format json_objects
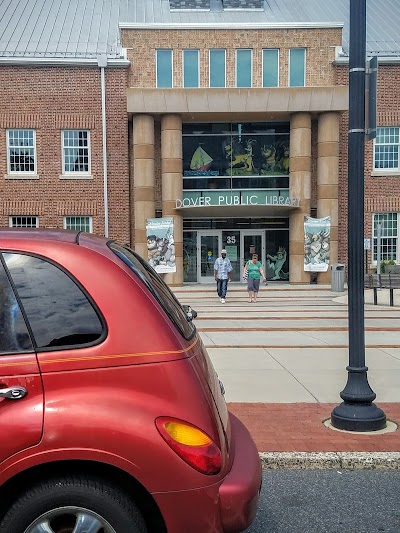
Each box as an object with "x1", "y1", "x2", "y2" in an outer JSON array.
[{"x1": 229, "y1": 403, "x2": 400, "y2": 452}]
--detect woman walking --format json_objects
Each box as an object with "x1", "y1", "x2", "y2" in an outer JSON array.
[{"x1": 243, "y1": 254, "x2": 267, "y2": 303}]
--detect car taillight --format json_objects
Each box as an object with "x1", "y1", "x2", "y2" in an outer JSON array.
[{"x1": 156, "y1": 417, "x2": 222, "y2": 475}]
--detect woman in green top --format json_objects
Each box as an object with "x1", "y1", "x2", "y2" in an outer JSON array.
[{"x1": 243, "y1": 254, "x2": 267, "y2": 303}]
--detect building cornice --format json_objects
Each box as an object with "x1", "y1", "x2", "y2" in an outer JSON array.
[
  {"x1": 127, "y1": 87, "x2": 348, "y2": 115},
  {"x1": 0, "y1": 57, "x2": 130, "y2": 68},
  {"x1": 334, "y1": 46, "x2": 400, "y2": 65},
  {"x1": 119, "y1": 22, "x2": 344, "y2": 30}
]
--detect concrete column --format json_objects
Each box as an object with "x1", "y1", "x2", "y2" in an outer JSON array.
[
  {"x1": 132, "y1": 114, "x2": 155, "y2": 259},
  {"x1": 161, "y1": 114, "x2": 183, "y2": 286},
  {"x1": 317, "y1": 112, "x2": 340, "y2": 284},
  {"x1": 289, "y1": 113, "x2": 311, "y2": 284}
]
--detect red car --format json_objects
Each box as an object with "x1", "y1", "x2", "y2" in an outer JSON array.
[{"x1": 0, "y1": 229, "x2": 261, "y2": 533}]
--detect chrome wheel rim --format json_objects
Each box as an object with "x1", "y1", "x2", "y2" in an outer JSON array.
[{"x1": 24, "y1": 506, "x2": 117, "y2": 533}]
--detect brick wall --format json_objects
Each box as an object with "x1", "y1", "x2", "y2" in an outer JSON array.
[
  {"x1": 122, "y1": 27, "x2": 341, "y2": 88},
  {"x1": 336, "y1": 65, "x2": 400, "y2": 265},
  {"x1": 0, "y1": 66, "x2": 130, "y2": 243}
]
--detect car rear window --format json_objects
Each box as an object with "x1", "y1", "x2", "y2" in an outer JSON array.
[
  {"x1": 109, "y1": 243, "x2": 195, "y2": 340},
  {"x1": 3, "y1": 253, "x2": 104, "y2": 350}
]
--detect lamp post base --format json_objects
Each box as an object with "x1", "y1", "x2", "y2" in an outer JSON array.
[{"x1": 331, "y1": 402, "x2": 386, "y2": 432}]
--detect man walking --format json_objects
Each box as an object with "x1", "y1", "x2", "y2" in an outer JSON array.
[{"x1": 214, "y1": 249, "x2": 233, "y2": 304}]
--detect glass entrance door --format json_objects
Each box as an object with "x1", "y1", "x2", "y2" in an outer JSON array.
[
  {"x1": 241, "y1": 231, "x2": 265, "y2": 274},
  {"x1": 198, "y1": 232, "x2": 221, "y2": 282}
]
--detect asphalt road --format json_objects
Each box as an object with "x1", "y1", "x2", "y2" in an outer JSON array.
[{"x1": 246, "y1": 469, "x2": 400, "y2": 533}]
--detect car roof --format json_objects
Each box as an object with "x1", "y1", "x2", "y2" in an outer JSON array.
[{"x1": 0, "y1": 228, "x2": 80, "y2": 244}]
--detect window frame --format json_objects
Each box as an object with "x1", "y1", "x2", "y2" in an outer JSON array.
[
  {"x1": 288, "y1": 47, "x2": 306, "y2": 87},
  {"x1": 6, "y1": 129, "x2": 37, "y2": 176},
  {"x1": 209, "y1": 48, "x2": 226, "y2": 88},
  {"x1": 156, "y1": 49, "x2": 173, "y2": 88},
  {"x1": 63, "y1": 216, "x2": 93, "y2": 233},
  {"x1": 372, "y1": 212, "x2": 399, "y2": 263},
  {"x1": 61, "y1": 129, "x2": 91, "y2": 177},
  {"x1": 262, "y1": 48, "x2": 279, "y2": 88},
  {"x1": 373, "y1": 127, "x2": 400, "y2": 173},
  {"x1": 9, "y1": 216, "x2": 39, "y2": 228},
  {"x1": 183, "y1": 49, "x2": 200, "y2": 88},
  {"x1": 235, "y1": 48, "x2": 253, "y2": 88}
]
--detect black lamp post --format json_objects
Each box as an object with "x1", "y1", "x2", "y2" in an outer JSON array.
[{"x1": 330, "y1": 0, "x2": 386, "y2": 431}]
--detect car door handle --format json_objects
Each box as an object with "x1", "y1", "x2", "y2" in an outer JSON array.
[{"x1": 0, "y1": 386, "x2": 28, "y2": 400}]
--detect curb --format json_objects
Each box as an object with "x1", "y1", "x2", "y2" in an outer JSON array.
[{"x1": 259, "y1": 452, "x2": 400, "y2": 470}]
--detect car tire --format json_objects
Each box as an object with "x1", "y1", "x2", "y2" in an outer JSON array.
[{"x1": 0, "y1": 475, "x2": 147, "y2": 533}]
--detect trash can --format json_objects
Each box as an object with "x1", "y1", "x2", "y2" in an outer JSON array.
[{"x1": 331, "y1": 263, "x2": 345, "y2": 292}]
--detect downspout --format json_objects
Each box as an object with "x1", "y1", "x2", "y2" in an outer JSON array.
[{"x1": 98, "y1": 54, "x2": 109, "y2": 237}]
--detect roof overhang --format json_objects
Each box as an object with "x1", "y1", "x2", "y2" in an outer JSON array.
[
  {"x1": 120, "y1": 21, "x2": 344, "y2": 30},
  {"x1": 0, "y1": 57, "x2": 130, "y2": 68},
  {"x1": 334, "y1": 46, "x2": 400, "y2": 65}
]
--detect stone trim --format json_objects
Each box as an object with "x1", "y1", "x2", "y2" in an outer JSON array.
[{"x1": 127, "y1": 87, "x2": 348, "y2": 114}]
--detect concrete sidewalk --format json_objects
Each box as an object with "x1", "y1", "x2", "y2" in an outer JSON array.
[{"x1": 173, "y1": 283, "x2": 400, "y2": 467}]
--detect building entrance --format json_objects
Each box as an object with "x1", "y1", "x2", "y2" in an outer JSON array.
[
  {"x1": 196, "y1": 230, "x2": 266, "y2": 282},
  {"x1": 183, "y1": 218, "x2": 288, "y2": 283}
]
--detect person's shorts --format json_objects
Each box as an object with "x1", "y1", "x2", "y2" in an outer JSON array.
[{"x1": 247, "y1": 278, "x2": 260, "y2": 292}]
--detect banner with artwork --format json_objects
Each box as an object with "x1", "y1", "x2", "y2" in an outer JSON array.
[
  {"x1": 146, "y1": 217, "x2": 176, "y2": 273},
  {"x1": 304, "y1": 216, "x2": 330, "y2": 272}
]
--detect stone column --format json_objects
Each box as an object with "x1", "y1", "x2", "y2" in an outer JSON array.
[
  {"x1": 289, "y1": 113, "x2": 311, "y2": 284},
  {"x1": 317, "y1": 113, "x2": 340, "y2": 284},
  {"x1": 132, "y1": 115, "x2": 155, "y2": 259},
  {"x1": 161, "y1": 114, "x2": 183, "y2": 286}
]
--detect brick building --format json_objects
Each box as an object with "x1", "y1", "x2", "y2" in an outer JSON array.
[{"x1": 1, "y1": 0, "x2": 399, "y2": 285}]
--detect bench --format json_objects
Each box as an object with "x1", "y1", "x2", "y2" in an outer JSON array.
[{"x1": 365, "y1": 273, "x2": 400, "y2": 306}]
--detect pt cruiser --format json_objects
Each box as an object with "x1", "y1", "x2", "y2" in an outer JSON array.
[{"x1": 0, "y1": 229, "x2": 261, "y2": 533}]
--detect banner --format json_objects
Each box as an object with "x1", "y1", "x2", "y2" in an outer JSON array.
[
  {"x1": 304, "y1": 216, "x2": 331, "y2": 272},
  {"x1": 146, "y1": 217, "x2": 176, "y2": 273}
]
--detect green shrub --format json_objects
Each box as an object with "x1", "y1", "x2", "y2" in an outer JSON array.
[{"x1": 380, "y1": 259, "x2": 396, "y2": 273}]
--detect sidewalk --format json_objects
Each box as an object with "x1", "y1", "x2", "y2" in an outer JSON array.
[{"x1": 173, "y1": 283, "x2": 400, "y2": 467}]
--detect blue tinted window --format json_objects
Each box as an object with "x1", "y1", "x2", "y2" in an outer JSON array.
[
  {"x1": 263, "y1": 49, "x2": 279, "y2": 87},
  {"x1": 289, "y1": 48, "x2": 305, "y2": 87},
  {"x1": 210, "y1": 49, "x2": 226, "y2": 88},
  {"x1": 183, "y1": 49, "x2": 199, "y2": 88},
  {"x1": 4, "y1": 253, "x2": 103, "y2": 350},
  {"x1": 236, "y1": 49, "x2": 252, "y2": 88},
  {"x1": 156, "y1": 49, "x2": 173, "y2": 88}
]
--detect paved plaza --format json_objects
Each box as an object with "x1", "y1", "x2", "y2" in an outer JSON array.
[{"x1": 173, "y1": 283, "x2": 400, "y2": 459}]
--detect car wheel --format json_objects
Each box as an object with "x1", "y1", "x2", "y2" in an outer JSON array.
[{"x1": 0, "y1": 475, "x2": 147, "y2": 533}]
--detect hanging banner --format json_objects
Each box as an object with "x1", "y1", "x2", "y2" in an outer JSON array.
[
  {"x1": 304, "y1": 216, "x2": 331, "y2": 272},
  {"x1": 146, "y1": 217, "x2": 176, "y2": 273}
]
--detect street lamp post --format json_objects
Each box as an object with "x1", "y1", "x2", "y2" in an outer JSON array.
[{"x1": 330, "y1": 0, "x2": 386, "y2": 431}]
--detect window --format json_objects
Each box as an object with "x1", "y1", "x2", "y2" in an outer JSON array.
[
  {"x1": 156, "y1": 49, "x2": 173, "y2": 88},
  {"x1": 183, "y1": 49, "x2": 199, "y2": 88},
  {"x1": 374, "y1": 127, "x2": 399, "y2": 170},
  {"x1": 7, "y1": 129, "x2": 36, "y2": 175},
  {"x1": 109, "y1": 243, "x2": 195, "y2": 340},
  {"x1": 4, "y1": 253, "x2": 104, "y2": 350},
  {"x1": 62, "y1": 130, "x2": 90, "y2": 175},
  {"x1": 289, "y1": 48, "x2": 306, "y2": 87},
  {"x1": 64, "y1": 216, "x2": 92, "y2": 232},
  {"x1": 236, "y1": 49, "x2": 252, "y2": 88},
  {"x1": 0, "y1": 257, "x2": 33, "y2": 354},
  {"x1": 373, "y1": 213, "x2": 398, "y2": 262},
  {"x1": 9, "y1": 216, "x2": 39, "y2": 228},
  {"x1": 262, "y1": 49, "x2": 279, "y2": 87},
  {"x1": 209, "y1": 49, "x2": 226, "y2": 88},
  {"x1": 182, "y1": 122, "x2": 290, "y2": 190}
]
